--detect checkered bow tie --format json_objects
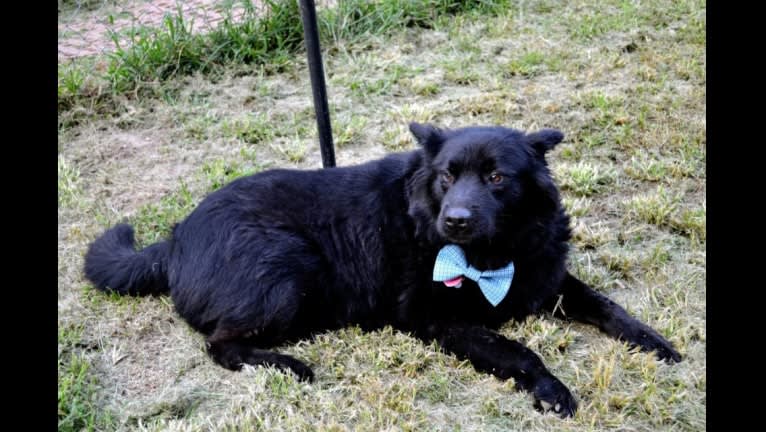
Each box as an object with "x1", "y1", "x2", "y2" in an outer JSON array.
[{"x1": 432, "y1": 244, "x2": 515, "y2": 307}]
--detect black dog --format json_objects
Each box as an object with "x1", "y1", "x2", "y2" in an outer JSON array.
[{"x1": 84, "y1": 123, "x2": 681, "y2": 417}]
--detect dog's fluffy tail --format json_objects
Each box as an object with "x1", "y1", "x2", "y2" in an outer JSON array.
[{"x1": 84, "y1": 223, "x2": 170, "y2": 296}]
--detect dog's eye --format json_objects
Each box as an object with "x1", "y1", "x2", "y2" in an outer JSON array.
[
  {"x1": 442, "y1": 172, "x2": 455, "y2": 184},
  {"x1": 489, "y1": 173, "x2": 503, "y2": 184}
]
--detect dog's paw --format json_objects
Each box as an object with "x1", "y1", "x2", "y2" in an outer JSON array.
[
  {"x1": 282, "y1": 357, "x2": 315, "y2": 382},
  {"x1": 531, "y1": 375, "x2": 577, "y2": 418},
  {"x1": 247, "y1": 352, "x2": 315, "y2": 382},
  {"x1": 652, "y1": 342, "x2": 682, "y2": 364},
  {"x1": 209, "y1": 342, "x2": 316, "y2": 381},
  {"x1": 629, "y1": 327, "x2": 682, "y2": 364}
]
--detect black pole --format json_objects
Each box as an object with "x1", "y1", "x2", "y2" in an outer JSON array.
[{"x1": 299, "y1": 0, "x2": 336, "y2": 168}]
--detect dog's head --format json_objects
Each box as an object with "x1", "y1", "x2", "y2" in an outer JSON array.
[{"x1": 407, "y1": 122, "x2": 564, "y2": 246}]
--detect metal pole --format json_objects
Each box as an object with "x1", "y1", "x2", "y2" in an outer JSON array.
[{"x1": 299, "y1": 0, "x2": 336, "y2": 168}]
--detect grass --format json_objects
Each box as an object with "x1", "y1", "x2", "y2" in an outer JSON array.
[
  {"x1": 624, "y1": 153, "x2": 697, "y2": 182},
  {"x1": 506, "y1": 51, "x2": 554, "y2": 77},
  {"x1": 59, "y1": 0, "x2": 705, "y2": 430},
  {"x1": 103, "y1": 0, "x2": 303, "y2": 94},
  {"x1": 223, "y1": 113, "x2": 278, "y2": 144},
  {"x1": 59, "y1": 0, "x2": 514, "y2": 112},
  {"x1": 58, "y1": 156, "x2": 81, "y2": 207},
  {"x1": 320, "y1": 0, "x2": 510, "y2": 43},
  {"x1": 332, "y1": 112, "x2": 369, "y2": 147},
  {"x1": 58, "y1": 354, "x2": 106, "y2": 431},
  {"x1": 129, "y1": 181, "x2": 198, "y2": 246},
  {"x1": 58, "y1": 325, "x2": 115, "y2": 431},
  {"x1": 556, "y1": 162, "x2": 616, "y2": 197},
  {"x1": 625, "y1": 186, "x2": 681, "y2": 229},
  {"x1": 107, "y1": 157, "x2": 270, "y2": 247}
]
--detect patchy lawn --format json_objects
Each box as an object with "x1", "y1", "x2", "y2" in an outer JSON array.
[{"x1": 58, "y1": 0, "x2": 705, "y2": 430}]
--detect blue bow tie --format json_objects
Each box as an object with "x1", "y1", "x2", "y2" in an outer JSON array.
[{"x1": 432, "y1": 244, "x2": 515, "y2": 307}]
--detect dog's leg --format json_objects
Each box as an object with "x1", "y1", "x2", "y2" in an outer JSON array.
[
  {"x1": 416, "y1": 323, "x2": 577, "y2": 418},
  {"x1": 191, "y1": 234, "x2": 322, "y2": 381},
  {"x1": 205, "y1": 327, "x2": 314, "y2": 381},
  {"x1": 547, "y1": 272, "x2": 681, "y2": 362}
]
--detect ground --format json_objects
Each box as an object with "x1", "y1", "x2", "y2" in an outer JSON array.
[{"x1": 58, "y1": 1, "x2": 705, "y2": 430}]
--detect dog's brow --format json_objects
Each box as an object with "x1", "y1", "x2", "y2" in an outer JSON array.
[
  {"x1": 448, "y1": 160, "x2": 463, "y2": 174},
  {"x1": 480, "y1": 158, "x2": 497, "y2": 173}
]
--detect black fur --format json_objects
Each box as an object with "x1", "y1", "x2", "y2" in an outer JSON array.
[{"x1": 84, "y1": 123, "x2": 681, "y2": 417}]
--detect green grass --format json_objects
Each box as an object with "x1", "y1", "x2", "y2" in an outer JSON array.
[
  {"x1": 58, "y1": 325, "x2": 114, "y2": 432},
  {"x1": 128, "y1": 181, "x2": 197, "y2": 246},
  {"x1": 58, "y1": 64, "x2": 85, "y2": 100},
  {"x1": 222, "y1": 113, "x2": 277, "y2": 144},
  {"x1": 332, "y1": 113, "x2": 369, "y2": 147},
  {"x1": 120, "y1": 158, "x2": 269, "y2": 246},
  {"x1": 580, "y1": 92, "x2": 629, "y2": 129},
  {"x1": 202, "y1": 158, "x2": 265, "y2": 191},
  {"x1": 270, "y1": 140, "x2": 309, "y2": 163},
  {"x1": 321, "y1": 0, "x2": 510, "y2": 43},
  {"x1": 562, "y1": 196, "x2": 592, "y2": 218},
  {"x1": 625, "y1": 186, "x2": 680, "y2": 228},
  {"x1": 58, "y1": 156, "x2": 82, "y2": 207},
  {"x1": 206, "y1": 0, "x2": 304, "y2": 64},
  {"x1": 59, "y1": 0, "x2": 513, "y2": 111},
  {"x1": 184, "y1": 111, "x2": 219, "y2": 140},
  {"x1": 506, "y1": 51, "x2": 547, "y2": 77},
  {"x1": 624, "y1": 153, "x2": 698, "y2": 182},
  {"x1": 670, "y1": 205, "x2": 706, "y2": 244},
  {"x1": 556, "y1": 162, "x2": 616, "y2": 196},
  {"x1": 442, "y1": 57, "x2": 482, "y2": 85},
  {"x1": 341, "y1": 62, "x2": 425, "y2": 99},
  {"x1": 105, "y1": 12, "x2": 206, "y2": 93},
  {"x1": 103, "y1": 0, "x2": 303, "y2": 94},
  {"x1": 382, "y1": 124, "x2": 415, "y2": 151},
  {"x1": 223, "y1": 110, "x2": 314, "y2": 145},
  {"x1": 58, "y1": 354, "x2": 107, "y2": 431},
  {"x1": 567, "y1": 0, "x2": 705, "y2": 42}
]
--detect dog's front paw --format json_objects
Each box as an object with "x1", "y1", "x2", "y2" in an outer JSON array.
[
  {"x1": 531, "y1": 375, "x2": 577, "y2": 418},
  {"x1": 629, "y1": 326, "x2": 682, "y2": 364},
  {"x1": 651, "y1": 340, "x2": 682, "y2": 364},
  {"x1": 282, "y1": 357, "x2": 315, "y2": 382}
]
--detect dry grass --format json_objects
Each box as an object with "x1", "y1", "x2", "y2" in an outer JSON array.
[{"x1": 58, "y1": 0, "x2": 705, "y2": 430}]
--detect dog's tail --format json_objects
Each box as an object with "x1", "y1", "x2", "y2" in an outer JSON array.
[{"x1": 84, "y1": 223, "x2": 170, "y2": 296}]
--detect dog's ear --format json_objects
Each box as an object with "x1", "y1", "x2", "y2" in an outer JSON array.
[
  {"x1": 409, "y1": 122, "x2": 445, "y2": 158},
  {"x1": 526, "y1": 129, "x2": 564, "y2": 157}
]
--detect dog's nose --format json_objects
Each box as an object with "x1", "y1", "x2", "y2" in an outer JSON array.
[{"x1": 444, "y1": 207, "x2": 472, "y2": 231}]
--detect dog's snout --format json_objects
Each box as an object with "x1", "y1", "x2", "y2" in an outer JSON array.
[{"x1": 444, "y1": 207, "x2": 472, "y2": 231}]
